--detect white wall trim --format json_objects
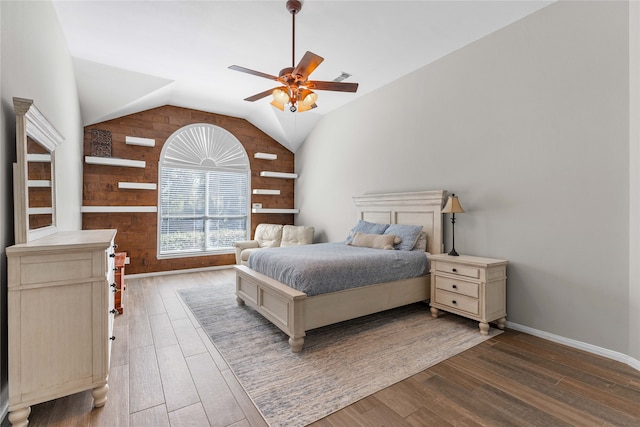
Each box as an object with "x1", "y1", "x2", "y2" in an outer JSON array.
[
  {"x1": 125, "y1": 136, "x2": 155, "y2": 147},
  {"x1": 260, "y1": 171, "x2": 298, "y2": 179},
  {"x1": 26, "y1": 153, "x2": 51, "y2": 162},
  {"x1": 118, "y1": 182, "x2": 157, "y2": 190},
  {"x1": 85, "y1": 156, "x2": 146, "y2": 168},
  {"x1": 507, "y1": 321, "x2": 640, "y2": 372}
]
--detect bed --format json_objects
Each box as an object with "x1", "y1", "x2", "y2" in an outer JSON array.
[{"x1": 234, "y1": 190, "x2": 446, "y2": 352}]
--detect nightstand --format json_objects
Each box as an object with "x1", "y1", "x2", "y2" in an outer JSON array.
[{"x1": 429, "y1": 253, "x2": 508, "y2": 335}]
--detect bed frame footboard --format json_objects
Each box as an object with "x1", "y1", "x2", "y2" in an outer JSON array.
[
  {"x1": 235, "y1": 265, "x2": 431, "y2": 353},
  {"x1": 235, "y1": 265, "x2": 307, "y2": 352}
]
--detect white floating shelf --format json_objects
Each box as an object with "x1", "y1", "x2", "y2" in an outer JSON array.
[
  {"x1": 28, "y1": 207, "x2": 52, "y2": 215},
  {"x1": 254, "y1": 152, "x2": 277, "y2": 160},
  {"x1": 28, "y1": 180, "x2": 51, "y2": 188},
  {"x1": 85, "y1": 156, "x2": 146, "y2": 168},
  {"x1": 252, "y1": 189, "x2": 281, "y2": 195},
  {"x1": 81, "y1": 206, "x2": 158, "y2": 213},
  {"x1": 252, "y1": 208, "x2": 299, "y2": 214},
  {"x1": 126, "y1": 136, "x2": 155, "y2": 147},
  {"x1": 260, "y1": 171, "x2": 298, "y2": 179},
  {"x1": 27, "y1": 153, "x2": 51, "y2": 162},
  {"x1": 118, "y1": 182, "x2": 157, "y2": 190}
]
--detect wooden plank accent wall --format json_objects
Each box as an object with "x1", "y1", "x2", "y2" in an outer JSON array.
[{"x1": 82, "y1": 105, "x2": 295, "y2": 275}]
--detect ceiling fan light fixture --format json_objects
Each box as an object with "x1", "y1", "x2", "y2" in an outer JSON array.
[
  {"x1": 297, "y1": 103, "x2": 315, "y2": 113},
  {"x1": 273, "y1": 87, "x2": 290, "y2": 104},
  {"x1": 299, "y1": 89, "x2": 318, "y2": 106},
  {"x1": 270, "y1": 99, "x2": 286, "y2": 111},
  {"x1": 229, "y1": 1, "x2": 358, "y2": 113}
]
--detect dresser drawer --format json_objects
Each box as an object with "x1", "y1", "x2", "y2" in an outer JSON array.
[
  {"x1": 434, "y1": 289, "x2": 479, "y2": 315},
  {"x1": 434, "y1": 275, "x2": 479, "y2": 298},
  {"x1": 434, "y1": 262, "x2": 479, "y2": 279}
]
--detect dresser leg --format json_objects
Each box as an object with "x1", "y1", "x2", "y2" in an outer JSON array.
[
  {"x1": 289, "y1": 336, "x2": 304, "y2": 353},
  {"x1": 497, "y1": 317, "x2": 506, "y2": 330},
  {"x1": 92, "y1": 383, "x2": 109, "y2": 407},
  {"x1": 479, "y1": 322, "x2": 490, "y2": 336},
  {"x1": 8, "y1": 407, "x2": 30, "y2": 427},
  {"x1": 430, "y1": 307, "x2": 439, "y2": 318},
  {"x1": 236, "y1": 296, "x2": 245, "y2": 306}
]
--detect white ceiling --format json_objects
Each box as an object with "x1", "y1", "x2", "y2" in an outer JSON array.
[{"x1": 52, "y1": 0, "x2": 553, "y2": 152}]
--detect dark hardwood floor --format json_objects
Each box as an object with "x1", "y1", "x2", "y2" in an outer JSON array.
[{"x1": 17, "y1": 269, "x2": 640, "y2": 427}]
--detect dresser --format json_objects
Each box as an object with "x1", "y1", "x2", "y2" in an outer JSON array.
[
  {"x1": 6, "y1": 229, "x2": 118, "y2": 427},
  {"x1": 429, "y1": 253, "x2": 508, "y2": 335}
]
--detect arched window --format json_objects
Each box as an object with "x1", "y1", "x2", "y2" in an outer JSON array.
[{"x1": 157, "y1": 124, "x2": 250, "y2": 258}]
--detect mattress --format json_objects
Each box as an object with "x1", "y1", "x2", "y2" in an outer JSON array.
[{"x1": 246, "y1": 242, "x2": 429, "y2": 296}]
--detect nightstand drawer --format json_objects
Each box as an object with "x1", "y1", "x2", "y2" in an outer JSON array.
[
  {"x1": 434, "y1": 275, "x2": 479, "y2": 298},
  {"x1": 434, "y1": 289, "x2": 479, "y2": 315},
  {"x1": 434, "y1": 262, "x2": 479, "y2": 279}
]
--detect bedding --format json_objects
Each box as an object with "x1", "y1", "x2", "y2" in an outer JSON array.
[{"x1": 247, "y1": 242, "x2": 429, "y2": 297}]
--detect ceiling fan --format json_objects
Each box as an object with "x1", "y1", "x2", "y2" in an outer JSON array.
[{"x1": 229, "y1": 0, "x2": 358, "y2": 113}]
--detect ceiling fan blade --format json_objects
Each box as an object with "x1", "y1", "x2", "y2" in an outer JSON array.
[
  {"x1": 306, "y1": 81, "x2": 359, "y2": 93},
  {"x1": 244, "y1": 87, "x2": 281, "y2": 102},
  {"x1": 292, "y1": 51, "x2": 324, "y2": 80},
  {"x1": 229, "y1": 65, "x2": 278, "y2": 81}
]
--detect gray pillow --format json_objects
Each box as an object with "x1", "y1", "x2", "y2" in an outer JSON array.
[
  {"x1": 345, "y1": 220, "x2": 389, "y2": 243},
  {"x1": 384, "y1": 224, "x2": 424, "y2": 251}
]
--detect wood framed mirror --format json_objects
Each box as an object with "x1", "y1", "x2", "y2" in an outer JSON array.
[{"x1": 13, "y1": 97, "x2": 64, "y2": 243}]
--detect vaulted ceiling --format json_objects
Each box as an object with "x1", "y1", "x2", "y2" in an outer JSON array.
[{"x1": 52, "y1": 0, "x2": 553, "y2": 152}]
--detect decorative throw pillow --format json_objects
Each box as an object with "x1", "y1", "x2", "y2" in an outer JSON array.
[
  {"x1": 348, "y1": 232, "x2": 396, "y2": 250},
  {"x1": 384, "y1": 224, "x2": 424, "y2": 251},
  {"x1": 345, "y1": 220, "x2": 389, "y2": 243},
  {"x1": 412, "y1": 231, "x2": 428, "y2": 252}
]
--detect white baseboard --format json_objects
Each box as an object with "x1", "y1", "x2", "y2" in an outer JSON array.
[
  {"x1": 507, "y1": 321, "x2": 640, "y2": 372},
  {"x1": 126, "y1": 264, "x2": 233, "y2": 279}
]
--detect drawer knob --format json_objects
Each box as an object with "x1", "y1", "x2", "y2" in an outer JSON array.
[
  {"x1": 113, "y1": 244, "x2": 118, "y2": 249},
  {"x1": 112, "y1": 288, "x2": 117, "y2": 293},
  {"x1": 452, "y1": 284, "x2": 457, "y2": 289},
  {"x1": 111, "y1": 283, "x2": 117, "y2": 288},
  {"x1": 109, "y1": 253, "x2": 115, "y2": 258},
  {"x1": 109, "y1": 336, "x2": 116, "y2": 341},
  {"x1": 452, "y1": 300, "x2": 457, "y2": 304},
  {"x1": 452, "y1": 268, "x2": 457, "y2": 273},
  {"x1": 110, "y1": 309, "x2": 117, "y2": 314}
]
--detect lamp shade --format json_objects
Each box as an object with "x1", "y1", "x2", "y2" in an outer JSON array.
[
  {"x1": 272, "y1": 87, "x2": 290, "y2": 104},
  {"x1": 442, "y1": 194, "x2": 464, "y2": 214},
  {"x1": 299, "y1": 89, "x2": 318, "y2": 106}
]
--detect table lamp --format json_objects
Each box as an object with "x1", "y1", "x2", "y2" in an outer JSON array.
[{"x1": 442, "y1": 193, "x2": 464, "y2": 256}]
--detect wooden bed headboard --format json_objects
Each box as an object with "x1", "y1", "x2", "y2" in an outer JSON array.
[{"x1": 352, "y1": 190, "x2": 446, "y2": 255}]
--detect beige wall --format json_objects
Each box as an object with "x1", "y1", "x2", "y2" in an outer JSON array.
[
  {"x1": 1, "y1": 0, "x2": 84, "y2": 419},
  {"x1": 296, "y1": 1, "x2": 638, "y2": 361}
]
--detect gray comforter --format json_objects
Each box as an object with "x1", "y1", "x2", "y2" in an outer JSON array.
[{"x1": 246, "y1": 242, "x2": 429, "y2": 296}]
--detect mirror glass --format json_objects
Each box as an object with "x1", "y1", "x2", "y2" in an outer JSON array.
[{"x1": 13, "y1": 98, "x2": 63, "y2": 243}]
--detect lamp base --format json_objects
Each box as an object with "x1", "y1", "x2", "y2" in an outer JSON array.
[{"x1": 447, "y1": 249, "x2": 460, "y2": 256}]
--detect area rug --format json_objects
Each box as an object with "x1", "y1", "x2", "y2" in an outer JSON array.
[{"x1": 178, "y1": 282, "x2": 500, "y2": 427}]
